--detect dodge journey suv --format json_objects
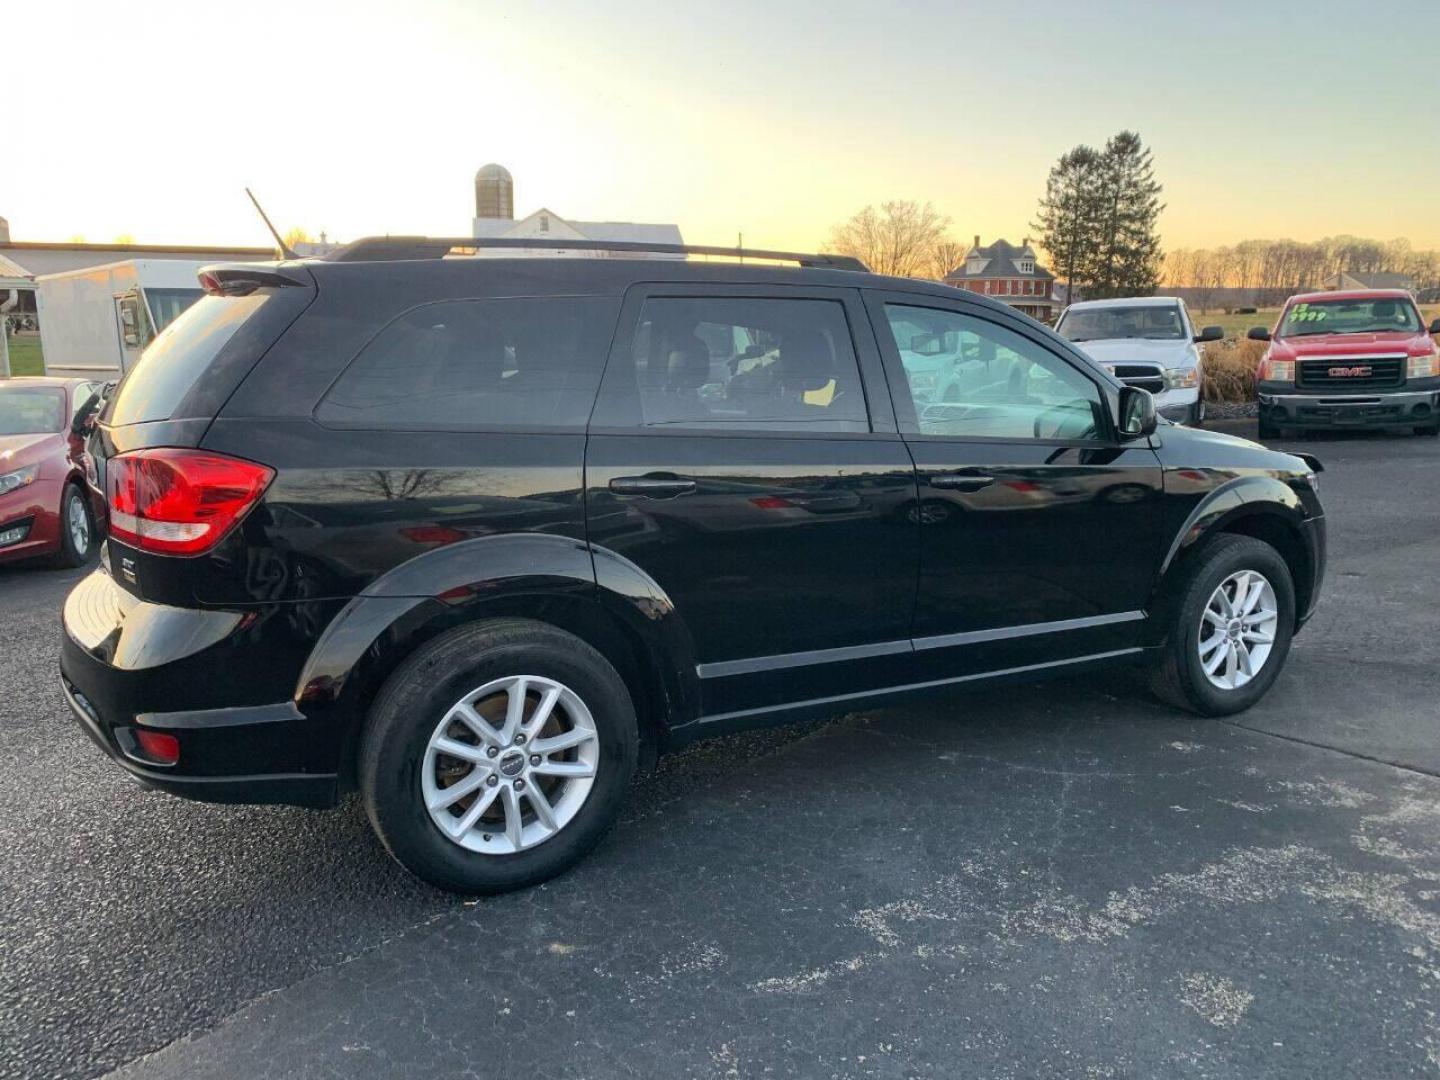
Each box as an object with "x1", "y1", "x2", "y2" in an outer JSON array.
[{"x1": 61, "y1": 238, "x2": 1326, "y2": 894}]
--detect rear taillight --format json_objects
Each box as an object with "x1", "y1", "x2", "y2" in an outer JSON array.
[
  {"x1": 107, "y1": 448, "x2": 274, "y2": 556},
  {"x1": 1258, "y1": 356, "x2": 1294, "y2": 383}
]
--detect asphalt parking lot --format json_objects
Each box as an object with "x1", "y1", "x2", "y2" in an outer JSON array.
[{"x1": 3, "y1": 420, "x2": 1440, "y2": 1080}]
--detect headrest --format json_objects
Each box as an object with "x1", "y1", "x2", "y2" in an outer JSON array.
[
  {"x1": 664, "y1": 336, "x2": 711, "y2": 391},
  {"x1": 779, "y1": 328, "x2": 834, "y2": 391}
]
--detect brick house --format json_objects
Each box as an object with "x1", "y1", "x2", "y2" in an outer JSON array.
[{"x1": 943, "y1": 237, "x2": 1062, "y2": 322}]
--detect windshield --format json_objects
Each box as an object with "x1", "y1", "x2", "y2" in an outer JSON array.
[
  {"x1": 1057, "y1": 305, "x2": 1186, "y2": 342},
  {"x1": 0, "y1": 388, "x2": 65, "y2": 435},
  {"x1": 1278, "y1": 297, "x2": 1422, "y2": 337}
]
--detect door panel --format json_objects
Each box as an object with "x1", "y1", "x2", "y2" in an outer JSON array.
[
  {"x1": 586, "y1": 434, "x2": 918, "y2": 714},
  {"x1": 586, "y1": 286, "x2": 918, "y2": 718},
  {"x1": 870, "y1": 293, "x2": 1165, "y2": 676}
]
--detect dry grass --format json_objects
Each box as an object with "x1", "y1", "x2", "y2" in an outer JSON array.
[{"x1": 1201, "y1": 339, "x2": 1265, "y2": 404}]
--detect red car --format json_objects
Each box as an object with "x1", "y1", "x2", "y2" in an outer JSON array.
[
  {"x1": 0, "y1": 377, "x2": 108, "y2": 567},
  {"x1": 1252, "y1": 289, "x2": 1440, "y2": 439}
]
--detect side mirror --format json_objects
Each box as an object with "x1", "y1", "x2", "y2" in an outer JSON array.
[
  {"x1": 1117, "y1": 385, "x2": 1157, "y2": 439},
  {"x1": 1195, "y1": 325, "x2": 1224, "y2": 343},
  {"x1": 1429, "y1": 318, "x2": 1440, "y2": 336},
  {"x1": 1247, "y1": 327, "x2": 1271, "y2": 342}
]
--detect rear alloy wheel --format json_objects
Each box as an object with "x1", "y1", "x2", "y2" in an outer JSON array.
[
  {"x1": 360, "y1": 619, "x2": 638, "y2": 894},
  {"x1": 51, "y1": 483, "x2": 93, "y2": 568},
  {"x1": 1149, "y1": 534, "x2": 1295, "y2": 716},
  {"x1": 421, "y1": 675, "x2": 600, "y2": 854}
]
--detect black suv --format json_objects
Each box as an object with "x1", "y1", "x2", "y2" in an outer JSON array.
[{"x1": 61, "y1": 238, "x2": 1326, "y2": 893}]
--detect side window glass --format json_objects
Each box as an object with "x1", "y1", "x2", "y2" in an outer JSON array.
[
  {"x1": 883, "y1": 304, "x2": 1103, "y2": 441},
  {"x1": 626, "y1": 297, "x2": 868, "y2": 432},
  {"x1": 317, "y1": 297, "x2": 619, "y2": 429}
]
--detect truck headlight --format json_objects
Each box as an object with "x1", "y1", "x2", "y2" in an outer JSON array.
[
  {"x1": 1163, "y1": 367, "x2": 1199, "y2": 390},
  {"x1": 0, "y1": 464, "x2": 39, "y2": 495},
  {"x1": 1408, "y1": 351, "x2": 1438, "y2": 379}
]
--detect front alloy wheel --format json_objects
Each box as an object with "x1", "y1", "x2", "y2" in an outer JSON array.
[
  {"x1": 1148, "y1": 534, "x2": 1296, "y2": 716},
  {"x1": 1197, "y1": 570, "x2": 1278, "y2": 690},
  {"x1": 422, "y1": 675, "x2": 599, "y2": 854}
]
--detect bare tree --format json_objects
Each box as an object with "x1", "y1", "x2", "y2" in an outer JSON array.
[
  {"x1": 826, "y1": 201, "x2": 952, "y2": 279},
  {"x1": 926, "y1": 239, "x2": 968, "y2": 282},
  {"x1": 282, "y1": 226, "x2": 316, "y2": 250}
]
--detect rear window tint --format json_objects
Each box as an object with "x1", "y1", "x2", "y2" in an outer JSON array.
[
  {"x1": 108, "y1": 294, "x2": 269, "y2": 425},
  {"x1": 316, "y1": 297, "x2": 618, "y2": 430}
]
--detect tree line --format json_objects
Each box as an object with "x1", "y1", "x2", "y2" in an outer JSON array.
[
  {"x1": 823, "y1": 131, "x2": 1166, "y2": 304},
  {"x1": 1164, "y1": 237, "x2": 1440, "y2": 310}
]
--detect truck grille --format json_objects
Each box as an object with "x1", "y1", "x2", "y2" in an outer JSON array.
[
  {"x1": 1108, "y1": 363, "x2": 1165, "y2": 394},
  {"x1": 1297, "y1": 356, "x2": 1404, "y2": 390}
]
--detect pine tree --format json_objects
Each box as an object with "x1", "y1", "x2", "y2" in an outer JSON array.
[
  {"x1": 1032, "y1": 145, "x2": 1103, "y2": 306},
  {"x1": 1089, "y1": 131, "x2": 1165, "y2": 299}
]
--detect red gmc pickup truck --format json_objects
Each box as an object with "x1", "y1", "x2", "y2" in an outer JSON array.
[{"x1": 1251, "y1": 289, "x2": 1440, "y2": 438}]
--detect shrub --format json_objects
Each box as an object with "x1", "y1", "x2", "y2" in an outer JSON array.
[{"x1": 1202, "y1": 339, "x2": 1264, "y2": 404}]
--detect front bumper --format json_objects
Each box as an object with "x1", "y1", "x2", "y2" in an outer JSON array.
[
  {"x1": 0, "y1": 478, "x2": 62, "y2": 563},
  {"x1": 1155, "y1": 387, "x2": 1202, "y2": 425},
  {"x1": 59, "y1": 568, "x2": 342, "y2": 808},
  {"x1": 1259, "y1": 381, "x2": 1440, "y2": 429}
]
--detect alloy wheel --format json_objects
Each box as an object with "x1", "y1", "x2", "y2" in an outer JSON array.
[
  {"x1": 421, "y1": 675, "x2": 599, "y2": 854},
  {"x1": 66, "y1": 491, "x2": 90, "y2": 555},
  {"x1": 1197, "y1": 569, "x2": 1278, "y2": 690}
]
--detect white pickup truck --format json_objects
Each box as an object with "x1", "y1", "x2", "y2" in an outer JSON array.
[{"x1": 1054, "y1": 296, "x2": 1223, "y2": 426}]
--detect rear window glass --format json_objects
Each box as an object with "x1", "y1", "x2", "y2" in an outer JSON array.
[
  {"x1": 316, "y1": 297, "x2": 619, "y2": 430},
  {"x1": 108, "y1": 294, "x2": 268, "y2": 426}
]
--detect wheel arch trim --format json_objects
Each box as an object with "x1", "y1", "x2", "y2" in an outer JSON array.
[
  {"x1": 1157, "y1": 474, "x2": 1308, "y2": 580},
  {"x1": 292, "y1": 534, "x2": 700, "y2": 776}
]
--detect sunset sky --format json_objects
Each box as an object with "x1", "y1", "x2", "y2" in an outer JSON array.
[{"x1": 6, "y1": 0, "x2": 1438, "y2": 255}]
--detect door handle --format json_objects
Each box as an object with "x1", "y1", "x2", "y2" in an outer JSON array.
[
  {"x1": 608, "y1": 475, "x2": 697, "y2": 498},
  {"x1": 930, "y1": 473, "x2": 995, "y2": 492}
]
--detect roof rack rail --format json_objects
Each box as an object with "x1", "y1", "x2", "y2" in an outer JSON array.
[{"x1": 323, "y1": 236, "x2": 868, "y2": 272}]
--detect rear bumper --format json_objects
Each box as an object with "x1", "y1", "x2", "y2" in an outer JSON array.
[
  {"x1": 1259, "y1": 382, "x2": 1440, "y2": 429},
  {"x1": 59, "y1": 568, "x2": 342, "y2": 808}
]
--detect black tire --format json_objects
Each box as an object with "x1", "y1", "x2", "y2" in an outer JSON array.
[
  {"x1": 1148, "y1": 534, "x2": 1295, "y2": 716},
  {"x1": 359, "y1": 618, "x2": 639, "y2": 894},
  {"x1": 1256, "y1": 417, "x2": 1280, "y2": 441},
  {"x1": 50, "y1": 482, "x2": 94, "y2": 568}
]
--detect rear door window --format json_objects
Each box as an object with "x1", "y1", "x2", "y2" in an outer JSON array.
[
  {"x1": 316, "y1": 297, "x2": 620, "y2": 430},
  {"x1": 108, "y1": 294, "x2": 269, "y2": 425},
  {"x1": 608, "y1": 296, "x2": 869, "y2": 432}
]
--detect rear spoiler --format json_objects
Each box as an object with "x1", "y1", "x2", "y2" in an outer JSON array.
[{"x1": 197, "y1": 263, "x2": 311, "y2": 297}]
